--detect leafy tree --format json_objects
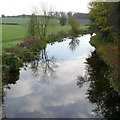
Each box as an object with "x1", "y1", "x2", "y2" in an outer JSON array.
[
  {"x1": 69, "y1": 16, "x2": 80, "y2": 33},
  {"x1": 73, "y1": 12, "x2": 88, "y2": 19},
  {"x1": 2, "y1": 14, "x2": 6, "y2": 18},
  {"x1": 89, "y1": 2, "x2": 119, "y2": 43},
  {"x1": 54, "y1": 11, "x2": 60, "y2": 18},
  {"x1": 59, "y1": 15, "x2": 67, "y2": 26},
  {"x1": 67, "y1": 11, "x2": 72, "y2": 18},
  {"x1": 28, "y1": 13, "x2": 40, "y2": 37},
  {"x1": 60, "y1": 12, "x2": 66, "y2": 17}
]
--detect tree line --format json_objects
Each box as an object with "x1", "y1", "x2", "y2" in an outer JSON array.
[
  {"x1": 89, "y1": 2, "x2": 120, "y2": 43},
  {"x1": 2, "y1": 12, "x2": 88, "y2": 19}
]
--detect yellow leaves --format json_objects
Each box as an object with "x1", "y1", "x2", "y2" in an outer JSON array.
[{"x1": 89, "y1": 2, "x2": 114, "y2": 33}]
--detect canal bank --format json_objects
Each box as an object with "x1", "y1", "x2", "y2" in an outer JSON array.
[
  {"x1": 90, "y1": 35, "x2": 120, "y2": 93},
  {"x1": 2, "y1": 34, "x2": 120, "y2": 118}
]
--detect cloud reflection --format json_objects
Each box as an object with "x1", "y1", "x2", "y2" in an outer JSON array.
[{"x1": 4, "y1": 35, "x2": 95, "y2": 118}]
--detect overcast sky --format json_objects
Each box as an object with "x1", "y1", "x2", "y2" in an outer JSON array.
[{"x1": 0, "y1": 0, "x2": 92, "y2": 16}]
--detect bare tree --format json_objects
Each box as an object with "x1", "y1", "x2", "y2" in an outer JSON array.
[{"x1": 28, "y1": 3, "x2": 54, "y2": 38}]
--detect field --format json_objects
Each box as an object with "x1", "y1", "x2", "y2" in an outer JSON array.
[
  {"x1": 2, "y1": 18, "x2": 88, "y2": 51},
  {"x1": 2, "y1": 18, "x2": 30, "y2": 25}
]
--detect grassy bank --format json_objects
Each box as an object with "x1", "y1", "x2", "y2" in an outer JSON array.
[
  {"x1": 90, "y1": 35, "x2": 120, "y2": 92},
  {"x1": 2, "y1": 25, "x2": 88, "y2": 51},
  {"x1": 2, "y1": 17, "x2": 89, "y2": 51},
  {"x1": 2, "y1": 26, "x2": 88, "y2": 71},
  {"x1": 2, "y1": 17, "x2": 89, "y2": 80}
]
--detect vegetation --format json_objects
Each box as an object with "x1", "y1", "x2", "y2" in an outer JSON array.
[
  {"x1": 77, "y1": 50, "x2": 120, "y2": 119},
  {"x1": 59, "y1": 15, "x2": 67, "y2": 26},
  {"x1": 2, "y1": 6, "x2": 89, "y2": 81},
  {"x1": 89, "y1": 2, "x2": 120, "y2": 91},
  {"x1": 89, "y1": 2, "x2": 119, "y2": 42},
  {"x1": 28, "y1": 13, "x2": 40, "y2": 37},
  {"x1": 2, "y1": 25, "x2": 27, "y2": 50},
  {"x1": 2, "y1": 16, "x2": 88, "y2": 74},
  {"x1": 69, "y1": 17, "x2": 80, "y2": 35},
  {"x1": 2, "y1": 18, "x2": 88, "y2": 51},
  {"x1": 2, "y1": 12, "x2": 89, "y2": 20},
  {"x1": 2, "y1": 17, "x2": 30, "y2": 25}
]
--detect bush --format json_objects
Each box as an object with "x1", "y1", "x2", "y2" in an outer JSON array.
[
  {"x1": 3, "y1": 54, "x2": 23, "y2": 71},
  {"x1": 23, "y1": 37, "x2": 41, "y2": 48},
  {"x1": 57, "y1": 31, "x2": 67, "y2": 38},
  {"x1": 69, "y1": 17, "x2": 80, "y2": 33},
  {"x1": 59, "y1": 16, "x2": 67, "y2": 26}
]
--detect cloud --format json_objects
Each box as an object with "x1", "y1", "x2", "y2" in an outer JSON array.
[{"x1": 5, "y1": 34, "x2": 95, "y2": 118}]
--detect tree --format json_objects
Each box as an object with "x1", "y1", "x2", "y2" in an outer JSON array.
[
  {"x1": 39, "y1": 3, "x2": 54, "y2": 37},
  {"x1": 60, "y1": 12, "x2": 66, "y2": 17},
  {"x1": 59, "y1": 15, "x2": 67, "y2": 26},
  {"x1": 28, "y1": 13, "x2": 40, "y2": 37},
  {"x1": 73, "y1": 12, "x2": 88, "y2": 19},
  {"x1": 88, "y1": 2, "x2": 119, "y2": 42},
  {"x1": 69, "y1": 16, "x2": 80, "y2": 33},
  {"x1": 67, "y1": 11, "x2": 72, "y2": 18},
  {"x1": 54, "y1": 11, "x2": 60, "y2": 18},
  {"x1": 2, "y1": 14, "x2": 6, "y2": 18},
  {"x1": 28, "y1": 3, "x2": 54, "y2": 37}
]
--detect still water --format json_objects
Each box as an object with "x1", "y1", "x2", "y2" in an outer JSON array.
[{"x1": 3, "y1": 35, "x2": 120, "y2": 118}]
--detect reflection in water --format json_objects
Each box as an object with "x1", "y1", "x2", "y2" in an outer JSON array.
[
  {"x1": 2, "y1": 69, "x2": 20, "y2": 118},
  {"x1": 3, "y1": 34, "x2": 97, "y2": 118},
  {"x1": 2, "y1": 70, "x2": 20, "y2": 89},
  {"x1": 77, "y1": 51, "x2": 120, "y2": 119},
  {"x1": 30, "y1": 48, "x2": 58, "y2": 80},
  {"x1": 69, "y1": 37, "x2": 80, "y2": 51},
  {"x1": 3, "y1": 34, "x2": 119, "y2": 118}
]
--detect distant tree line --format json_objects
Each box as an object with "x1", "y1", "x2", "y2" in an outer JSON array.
[
  {"x1": 2, "y1": 12, "x2": 88, "y2": 19},
  {"x1": 2, "y1": 14, "x2": 32, "y2": 18},
  {"x1": 1, "y1": 23, "x2": 20, "y2": 25}
]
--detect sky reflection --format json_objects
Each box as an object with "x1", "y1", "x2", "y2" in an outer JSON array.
[{"x1": 4, "y1": 34, "x2": 95, "y2": 118}]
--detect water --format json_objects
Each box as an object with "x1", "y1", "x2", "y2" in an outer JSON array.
[{"x1": 3, "y1": 34, "x2": 120, "y2": 118}]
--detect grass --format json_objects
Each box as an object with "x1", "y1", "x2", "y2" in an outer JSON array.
[
  {"x1": 2, "y1": 18, "x2": 88, "y2": 51},
  {"x1": 2, "y1": 25, "x2": 28, "y2": 50},
  {"x1": 2, "y1": 25, "x2": 71, "y2": 50},
  {"x1": 2, "y1": 18, "x2": 30, "y2": 25},
  {"x1": 90, "y1": 35, "x2": 118, "y2": 68}
]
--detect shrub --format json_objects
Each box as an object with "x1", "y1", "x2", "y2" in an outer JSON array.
[
  {"x1": 57, "y1": 31, "x2": 67, "y2": 37},
  {"x1": 59, "y1": 16, "x2": 67, "y2": 26},
  {"x1": 2, "y1": 54, "x2": 23, "y2": 71},
  {"x1": 23, "y1": 37, "x2": 40, "y2": 48},
  {"x1": 69, "y1": 17, "x2": 80, "y2": 33}
]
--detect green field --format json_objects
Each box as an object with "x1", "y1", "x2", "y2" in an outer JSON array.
[
  {"x1": 2, "y1": 25, "x2": 28, "y2": 50},
  {"x1": 2, "y1": 18, "x2": 30, "y2": 25},
  {"x1": 2, "y1": 18, "x2": 88, "y2": 51}
]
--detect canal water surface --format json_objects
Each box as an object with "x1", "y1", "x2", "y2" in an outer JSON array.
[{"x1": 3, "y1": 34, "x2": 120, "y2": 118}]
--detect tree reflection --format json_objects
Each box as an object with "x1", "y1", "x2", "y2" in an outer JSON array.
[
  {"x1": 77, "y1": 51, "x2": 120, "y2": 119},
  {"x1": 69, "y1": 37, "x2": 80, "y2": 51},
  {"x1": 2, "y1": 69, "x2": 20, "y2": 88},
  {"x1": 30, "y1": 48, "x2": 58, "y2": 80},
  {"x1": 2, "y1": 69, "x2": 20, "y2": 118}
]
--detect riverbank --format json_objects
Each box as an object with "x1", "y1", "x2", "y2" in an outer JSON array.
[
  {"x1": 90, "y1": 35, "x2": 120, "y2": 93},
  {"x1": 2, "y1": 24, "x2": 88, "y2": 51},
  {"x1": 2, "y1": 29, "x2": 89, "y2": 75}
]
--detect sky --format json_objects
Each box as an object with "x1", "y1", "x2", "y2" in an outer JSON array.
[{"x1": 0, "y1": 0, "x2": 92, "y2": 16}]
